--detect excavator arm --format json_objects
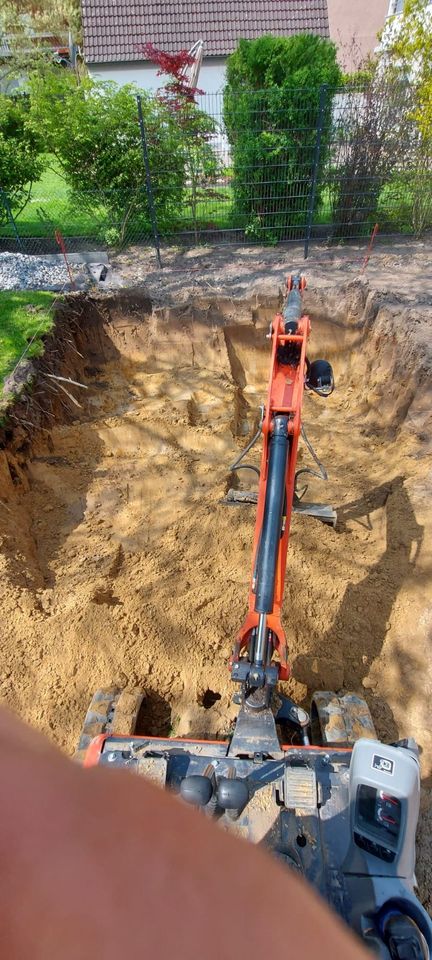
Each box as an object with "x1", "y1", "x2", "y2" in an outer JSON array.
[{"x1": 231, "y1": 274, "x2": 334, "y2": 707}]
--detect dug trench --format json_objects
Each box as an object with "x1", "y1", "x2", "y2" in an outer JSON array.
[{"x1": 1, "y1": 284, "x2": 431, "y2": 905}]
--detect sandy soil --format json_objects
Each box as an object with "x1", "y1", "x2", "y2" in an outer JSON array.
[
  {"x1": 1, "y1": 254, "x2": 432, "y2": 904},
  {"x1": 111, "y1": 235, "x2": 432, "y2": 305}
]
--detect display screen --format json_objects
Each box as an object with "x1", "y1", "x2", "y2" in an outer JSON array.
[{"x1": 356, "y1": 785, "x2": 401, "y2": 849}]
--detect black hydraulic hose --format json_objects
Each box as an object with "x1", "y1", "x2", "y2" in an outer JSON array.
[
  {"x1": 283, "y1": 288, "x2": 302, "y2": 326},
  {"x1": 254, "y1": 415, "x2": 289, "y2": 614},
  {"x1": 283, "y1": 274, "x2": 303, "y2": 327},
  {"x1": 229, "y1": 406, "x2": 264, "y2": 474}
]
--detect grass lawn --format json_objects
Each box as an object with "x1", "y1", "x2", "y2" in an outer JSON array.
[
  {"x1": 1, "y1": 161, "x2": 109, "y2": 240},
  {"x1": 0, "y1": 290, "x2": 57, "y2": 390},
  {"x1": 3, "y1": 157, "x2": 422, "y2": 244},
  {"x1": 2, "y1": 162, "x2": 234, "y2": 242},
  {"x1": 181, "y1": 185, "x2": 234, "y2": 231}
]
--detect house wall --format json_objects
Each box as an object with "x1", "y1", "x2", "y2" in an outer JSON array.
[
  {"x1": 88, "y1": 57, "x2": 227, "y2": 97},
  {"x1": 327, "y1": 0, "x2": 389, "y2": 70}
]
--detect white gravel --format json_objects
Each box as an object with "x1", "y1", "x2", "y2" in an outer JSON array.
[
  {"x1": 0, "y1": 251, "x2": 122, "y2": 291},
  {"x1": 0, "y1": 252, "x2": 72, "y2": 291}
]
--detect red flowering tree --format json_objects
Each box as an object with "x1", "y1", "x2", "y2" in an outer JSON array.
[
  {"x1": 136, "y1": 42, "x2": 224, "y2": 238},
  {"x1": 138, "y1": 43, "x2": 204, "y2": 109}
]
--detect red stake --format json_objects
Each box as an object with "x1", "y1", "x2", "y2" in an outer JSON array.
[
  {"x1": 54, "y1": 229, "x2": 76, "y2": 289},
  {"x1": 361, "y1": 222, "x2": 379, "y2": 273}
]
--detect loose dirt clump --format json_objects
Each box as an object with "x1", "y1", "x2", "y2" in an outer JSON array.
[{"x1": 1, "y1": 282, "x2": 432, "y2": 904}]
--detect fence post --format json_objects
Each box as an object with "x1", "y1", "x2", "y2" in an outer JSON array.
[
  {"x1": 304, "y1": 84, "x2": 328, "y2": 260},
  {"x1": 0, "y1": 187, "x2": 24, "y2": 252},
  {"x1": 136, "y1": 95, "x2": 162, "y2": 269}
]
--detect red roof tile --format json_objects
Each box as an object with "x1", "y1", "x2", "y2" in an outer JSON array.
[{"x1": 82, "y1": 1, "x2": 329, "y2": 64}]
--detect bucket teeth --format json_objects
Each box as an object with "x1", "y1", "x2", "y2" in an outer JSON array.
[
  {"x1": 292, "y1": 501, "x2": 337, "y2": 527},
  {"x1": 222, "y1": 489, "x2": 258, "y2": 505},
  {"x1": 221, "y1": 489, "x2": 336, "y2": 526}
]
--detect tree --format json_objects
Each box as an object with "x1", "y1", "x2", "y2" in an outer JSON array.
[
  {"x1": 223, "y1": 34, "x2": 342, "y2": 240},
  {"x1": 138, "y1": 43, "x2": 224, "y2": 240},
  {"x1": 28, "y1": 71, "x2": 187, "y2": 244},
  {"x1": 381, "y1": 0, "x2": 432, "y2": 135},
  {"x1": 1, "y1": 1, "x2": 80, "y2": 38},
  {"x1": 377, "y1": 0, "x2": 432, "y2": 235},
  {"x1": 330, "y1": 77, "x2": 416, "y2": 238},
  {"x1": 0, "y1": 93, "x2": 43, "y2": 222},
  {"x1": 0, "y1": 2, "x2": 81, "y2": 94},
  {"x1": 136, "y1": 44, "x2": 203, "y2": 109}
]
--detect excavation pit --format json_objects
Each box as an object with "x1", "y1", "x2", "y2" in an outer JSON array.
[{"x1": 1, "y1": 285, "x2": 431, "y2": 904}]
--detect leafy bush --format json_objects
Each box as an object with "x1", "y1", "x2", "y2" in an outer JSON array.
[
  {"x1": 373, "y1": 0, "x2": 432, "y2": 239},
  {"x1": 381, "y1": 0, "x2": 432, "y2": 141},
  {"x1": 0, "y1": 94, "x2": 44, "y2": 221},
  {"x1": 378, "y1": 165, "x2": 432, "y2": 236},
  {"x1": 103, "y1": 226, "x2": 122, "y2": 247},
  {"x1": 223, "y1": 34, "x2": 342, "y2": 239},
  {"x1": 28, "y1": 72, "x2": 187, "y2": 243},
  {"x1": 329, "y1": 79, "x2": 419, "y2": 239}
]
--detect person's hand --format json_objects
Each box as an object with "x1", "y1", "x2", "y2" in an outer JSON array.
[{"x1": 0, "y1": 707, "x2": 368, "y2": 959}]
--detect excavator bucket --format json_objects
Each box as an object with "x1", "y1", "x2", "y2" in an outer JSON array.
[{"x1": 222, "y1": 488, "x2": 337, "y2": 526}]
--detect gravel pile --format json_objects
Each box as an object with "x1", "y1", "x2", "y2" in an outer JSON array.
[{"x1": 0, "y1": 252, "x2": 72, "y2": 291}]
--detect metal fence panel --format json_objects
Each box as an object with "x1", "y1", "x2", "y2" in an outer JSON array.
[{"x1": 1, "y1": 83, "x2": 431, "y2": 258}]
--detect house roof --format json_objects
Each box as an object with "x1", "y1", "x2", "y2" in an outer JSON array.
[
  {"x1": 81, "y1": 0, "x2": 330, "y2": 64},
  {"x1": 0, "y1": 33, "x2": 67, "y2": 59}
]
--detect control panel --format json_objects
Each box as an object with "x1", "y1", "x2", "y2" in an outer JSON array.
[
  {"x1": 355, "y1": 784, "x2": 402, "y2": 863},
  {"x1": 344, "y1": 739, "x2": 420, "y2": 879}
]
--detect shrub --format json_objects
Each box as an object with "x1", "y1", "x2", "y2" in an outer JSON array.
[
  {"x1": 329, "y1": 79, "x2": 418, "y2": 239},
  {"x1": 0, "y1": 94, "x2": 44, "y2": 222},
  {"x1": 223, "y1": 34, "x2": 342, "y2": 239},
  {"x1": 373, "y1": 0, "x2": 432, "y2": 239},
  {"x1": 381, "y1": 0, "x2": 432, "y2": 141},
  {"x1": 28, "y1": 72, "x2": 187, "y2": 243},
  {"x1": 378, "y1": 164, "x2": 432, "y2": 236}
]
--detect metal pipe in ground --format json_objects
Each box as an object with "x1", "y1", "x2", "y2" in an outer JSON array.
[
  {"x1": 136, "y1": 95, "x2": 163, "y2": 269},
  {"x1": 361, "y1": 223, "x2": 379, "y2": 273},
  {"x1": 55, "y1": 230, "x2": 76, "y2": 289},
  {"x1": 304, "y1": 84, "x2": 328, "y2": 261}
]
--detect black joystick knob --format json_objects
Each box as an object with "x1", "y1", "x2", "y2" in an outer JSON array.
[
  {"x1": 381, "y1": 912, "x2": 428, "y2": 960},
  {"x1": 217, "y1": 777, "x2": 249, "y2": 811},
  {"x1": 306, "y1": 359, "x2": 334, "y2": 397},
  {"x1": 180, "y1": 775, "x2": 214, "y2": 807}
]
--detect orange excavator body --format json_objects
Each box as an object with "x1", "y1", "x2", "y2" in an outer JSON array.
[{"x1": 231, "y1": 279, "x2": 310, "y2": 680}]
